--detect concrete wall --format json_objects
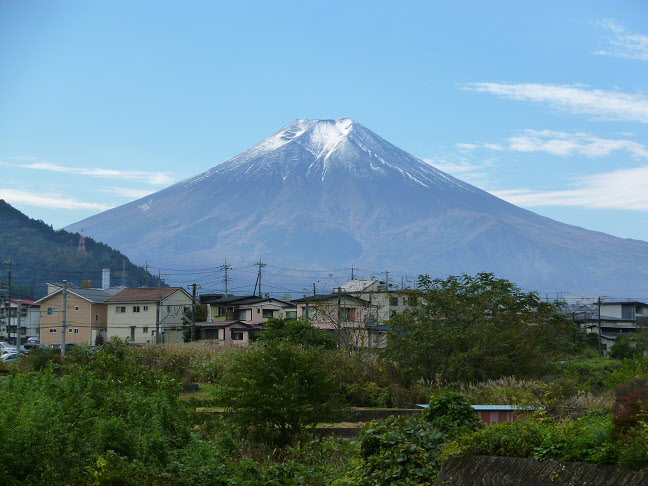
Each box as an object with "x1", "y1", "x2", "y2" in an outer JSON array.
[{"x1": 436, "y1": 455, "x2": 648, "y2": 485}]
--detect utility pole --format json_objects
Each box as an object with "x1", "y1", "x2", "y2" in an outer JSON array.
[
  {"x1": 313, "y1": 282, "x2": 317, "y2": 296},
  {"x1": 384, "y1": 270, "x2": 390, "y2": 291},
  {"x1": 145, "y1": 260, "x2": 149, "y2": 287},
  {"x1": 191, "y1": 283, "x2": 197, "y2": 342},
  {"x1": 155, "y1": 294, "x2": 162, "y2": 344},
  {"x1": 122, "y1": 259, "x2": 126, "y2": 287},
  {"x1": 337, "y1": 286, "x2": 342, "y2": 344},
  {"x1": 221, "y1": 260, "x2": 231, "y2": 295},
  {"x1": 3, "y1": 260, "x2": 13, "y2": 343},
  {"x1": 61, "y1": 280, "x2": 68, "y2": 357},
  {"x1": 351, "y1": 264, "x2": 356, "y2": 281},
  {"x1": 597, "y1": 296, "x2": 603, "y2": 357},
  {"x1": 157, "y1": 270, "x2": 161, "y2": 288},
  {"x1": 16, "y1": 300, "x2": 21, "y2": 356},
  {"x1": 253, "y1": 260, "x2": 266, "y2": 297}
]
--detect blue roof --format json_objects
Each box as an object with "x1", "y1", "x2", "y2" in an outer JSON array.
[{"x1": 416, "y1": 404, "x2": 543, "y2": 411}]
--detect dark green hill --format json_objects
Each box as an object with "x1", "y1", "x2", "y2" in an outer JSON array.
[{"x1": 0, "y1": 200, "x2": 164, "y2": 299}]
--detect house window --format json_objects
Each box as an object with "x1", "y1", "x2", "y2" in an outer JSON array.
[
  {"x1": 75, "y1": 306, "x2": 79, "y2": 311},
  {"x1": 47, "y1": 307, "x2": 57, "y2": 316},
  {"x1": 143, "y1": 305, "x2": 148, "y2": 312},
  {"x1": 130, "y1": 326, "x2": 135, "y2": 341},
  {"x1": 20, "y1": 309, "x2": 27, "y2": 317},
  {"x1": 68, "y1": 328, "x2": 73, "y2": 333},
  {"x1": 49, "y1": 328, "x2": 57, "y2": 333},
  {"x1": 218, "y1": 307, "x2": 227, "y2": 316},
  {"x1": 95, "y1": 314, "x2": 99, "y2": 321},
  {"x1": 167, "y1": 305, "x2": 171, "y2": 312},
  {"x1": 262, "y1": 309, "x2": 275, "y2": 318},
  {"x1": 390, "y1": 297, "x2": 399, "y2": 306},
  {"x1": 143, "y1": 327, "x2": 149, "y2": 333},
  {"x1": 133, "y1": 306, "x2": 140, "y2": 313},
  {"x1": 257, "y1": 308, "x2": 261, "y2": 314},
  {"x1": 231, "y1": 330, "x2": 244, "y2": 340},
  {"x1": 286, "y1": 310, "x2": 297, "y2": 318},
  {"x1": 116, "y1": 306, "x2": 126, "y2": 313},
  {"x1": 73, "y1": 329, "x2": 79, "y2": 334},
  {"x1": 234, "y1": 309, "x2": 247, "y2": 321}
]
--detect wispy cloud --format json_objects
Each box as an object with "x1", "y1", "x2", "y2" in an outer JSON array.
[
  {"x1": 0, "y1": 189, "x2": 113, "y2": 210},
  {"x1": 596, "y1": 19, "x2": 648, "y2": 61},
  {"x1": 9, "y1": 159, "x2": 173, "y2": 185},
  {"x1": 422, "y1": 156, "x2": 494, "y2": 187},
  {"x1": 99, "y1": 187, "x2": 155, "y2": 199},
  {"x1": 464, "y1": 82, "x2": 648, "y2": 123},
  {"x1": 459, "y1": 130, "x2": 648, "y2": 158},
  {"x1": 491, "y1": 166, "x2": 648, "y2": 211}
]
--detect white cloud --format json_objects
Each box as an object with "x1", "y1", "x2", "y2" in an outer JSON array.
[
  {"x1": 0, "y1": 189, "x2": 113, "y2": 210},
  {"x1": 459, "y1": 130, "x2": 648, "y2": 158},
  {"x1": 100, "y1": 187, "x2": 154, "y2": 199},
  {"x1": 596, "y1": 19, "x2": 648, "y2": 61},
  {"x1": 17, "y1": 161, "x2": 173, "y2": 185},
  {"x1": 491, "y1": 166, "x2": 648, "y2": 211},
  {"x1": 464, "y1": 82, "x2": 648, "y2": 123},
  {"x1": 424, "y1": 158, "x2": 486, "y2": 174}
]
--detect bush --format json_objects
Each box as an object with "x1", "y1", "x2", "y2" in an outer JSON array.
[
  {"x1": 257, "y1": 317, "x2": 337, "y2": 348},
  {"x1": 217, "y1": 343, "x2": 341, "y2": 445},
  {"x1": 608, "y1": 337, "x2": 642, "y2": 361},
  {"x1": 359, "y1": 415, "x2": 444, "y2": 485},
  {"x1": 423, "y1": 392, "x2": 481, "y2": 437},
  {"x1": 0, "y1": 366, "x2": 191, "y2": 484},
  {"x1": 613, "y1": 378, "x2": 648, "y2": 435}
]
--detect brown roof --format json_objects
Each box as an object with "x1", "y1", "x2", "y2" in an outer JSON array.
[{"x1": 106, "y1": 287, "x2": 186, "y2": 303}]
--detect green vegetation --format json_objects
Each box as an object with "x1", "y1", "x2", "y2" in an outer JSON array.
[
  {"x1": 256, "y1": 317, "x2": 336, "y2": 348},
  {"x1": 0, "y1": 200, "x2": 159, "y2": 298},
  {"x1": 2, "y1": 272, "x2": 648, "y2": 483},
  {"x1": 383, "y1": 273, "x2": 574, "y2": 384}
]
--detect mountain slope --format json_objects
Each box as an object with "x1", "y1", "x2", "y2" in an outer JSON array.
[
  {"x1": 66, "y1": 118, "x2": 648, "y2": 294},
  {"x1": 0, "y1": 200, "x2": 160, "y2": 298}
]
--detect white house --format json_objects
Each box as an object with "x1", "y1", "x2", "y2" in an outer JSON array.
[{"x1": 105, "y1": 287, "x2": 193, "y2": 344}]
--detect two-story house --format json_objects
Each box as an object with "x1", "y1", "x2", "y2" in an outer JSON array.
[
  {"x1": 105, "y1": 287, "x2": 193, "y2": 344},
  {"x1": 292, "y1": 292, "x2": 372, "y2": 347},
  {"x1": 196, "y1": 294, "x2": 294, "y2": 345},
  {"x1": 36, "y1": 286, "x2": 125, "y2": 346}
]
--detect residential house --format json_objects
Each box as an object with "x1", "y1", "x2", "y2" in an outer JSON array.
[
  {"x1": 0, "y1": 299, "x2": 40, "y2": 344},
  {"x1": 36, "y1": 286, "x2": 125, "y2": 346},
  {"x1": 105, "y1": 287, "x2": 193, "y2": 344},
  {"x1": 200, "y1": 294, "x2": 295, "y2": 325},
  {"x1": 195, "y1": 320, "x2": 261, "y2": 345},
  {"x1": 339, "y1": 279, "x2": 416, "y2": 346},
  {"x1": 566, "y1": 302, "x2": 647, "y2": 355},
  {"x1": 292, "y1": 292, "x2": 372, "y2": 347}
]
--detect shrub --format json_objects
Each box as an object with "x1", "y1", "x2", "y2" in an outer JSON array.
[
  {"x1": 423, "y1": 392, "x2": 481, "y2": 437},
  {"x1": 359, "y1": 415, "x2": 445, "y2": 485},
  {"x1": 608, "y1": 337, "x2": 642, "y2": 361},
  {"x1": 217, "y1": 343, "x2": 341, "y2": 445},
  {"x1": 613, "y1": 377, "x2": 648, "y2": 435}
]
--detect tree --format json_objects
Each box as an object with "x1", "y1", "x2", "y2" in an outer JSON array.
[
  {"x1": 608, "y1": 336, "x2": 642, "y2": 360},
  {"x1": 182, "y1": 304, "x2": 207, "y2": 341},
  {"x1": 217, "y1": 342, "x2": 341, "y2": 445},
  {"x1": 256, "y1": 317, "x2": 336, "y2": 348},
  {"x1": 383, "y1": 273, "x2": 574, "y2": 384}
]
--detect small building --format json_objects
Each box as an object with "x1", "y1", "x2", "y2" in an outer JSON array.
[
  {"x1": 195, "y1": 320, "x2": 261, "y2": 345},
  {"x1": 340, "y1": 279, "x2": 414, "y2": 326},
  {"x1": 0, "y1": 299, "x2": 40, "y2": 344}
]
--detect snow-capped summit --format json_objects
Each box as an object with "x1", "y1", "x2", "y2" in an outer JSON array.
[{"x1": 66, "y1": 118, "x2": 648, "y2": 294}]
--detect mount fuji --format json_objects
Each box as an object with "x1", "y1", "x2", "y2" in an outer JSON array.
[{"x1": 66, "y1": 118, "x2": 648, "y2": 294}]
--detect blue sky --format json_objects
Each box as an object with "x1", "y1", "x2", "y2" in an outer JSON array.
[{"x1": 1, "y1": 0, "x2": 648, "y2": 242}]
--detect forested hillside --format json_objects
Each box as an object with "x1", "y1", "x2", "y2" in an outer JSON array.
[{"x1": 0, "y1": 200, "x2": 162, "y2": 298}]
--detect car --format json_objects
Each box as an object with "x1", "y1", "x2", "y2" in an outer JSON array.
[
  {"x1": 23, "y1": 342, "x2": 45, "y2": 352},
  {"x1": 1, "y1": 352, "x2": 18, "y2": 363},
  {"x1": 26, "y1": 337, "x2": 40, "y2": 344}
]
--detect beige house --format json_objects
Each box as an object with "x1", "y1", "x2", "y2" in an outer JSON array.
[
  {"x1": 195, "y1": 320, "x2": 261, "y2": 345},
  {"x1": 36, "y1": 286, "x2": 124, "y2": 346},
  {"x1": 105, "y1": 287, "x2": 193, "y2": 344}
]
